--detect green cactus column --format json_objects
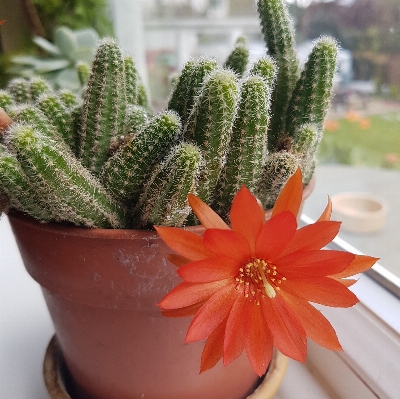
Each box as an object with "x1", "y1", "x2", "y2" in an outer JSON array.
[
  {"x1": 58, "y1": 90, "x2": 80, "y2": 108},
  {"x1": 0, "y1": 91, "x2": 14, "y2": 112},
  {"x1": 100, "y1": 111, "x2": 181, "y2": 203},
  {"x1": 78, "y1": 38, "x2": 127, "y2": 174},
  {"x1": 7, "y1": 123, "x2": 126, "y2": 228},
  {"x1": 36, "y1": 94, "x2": 75, "y2": 147},
  {"x1": 29, "y1": 77, "x2": 52, "y2": 101},
  {"x1": 124, "y1": 55, "x2": 139, "y2": 105},
  {"x1": 134, "y1": 143, "x2": 202, "y2": 228},
  {"x1": 7, "y1": 78, "x2": 32, "y2": 104},
  {"x1": 7, "y1": 105, "x2": 61, "y2": 141},
  {"x1": 286, "y1": 37, "x2": 338, "y2": 138},
  {"x1": 0, "y1": 144, "x2": 53, "y2": 222},
  {"x1": 249, "y1": 55, "x2": 277, "y2": 88},
  {"x1": 168, "y1": 57, "x2": 218, "y2": 125},
  {"x1": 224, "y1": 36, "x2": 249, "y2": 77},
  {"x1": 77, "y1": 62, "x2": 91, "y2": 87},
  {"x1": 184, "y1": 68, "x2": 239, "y2": 204},
  {"x1": 257, "y1": 0, "x2": 300, "y2": 151},
  {"x1": 291, "y1": 123, "x2": 321, "y2": 185},
  {"x1": 214, "y1": 75, "x2": 271, "y2": 219}
]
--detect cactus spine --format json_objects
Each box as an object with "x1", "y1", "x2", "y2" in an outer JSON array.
[
  {"x1": 214, "y1": 75, "x2": 271, "y2": 218},
  {"x1": 78, "y1": 39, "x2": 127, "y2": 174},
  {"x1": 184, "y1": 69, "x2": 238, "y2": 204},
  {"x1": 100, "y1": 111, "x2": 181, "y2": 203},
  {"x1": 7, "y1": 123, "x2": 126, "y2": 228},
  {"x1": 135, "y1": 143, "x2": 202, "y2": 228}
]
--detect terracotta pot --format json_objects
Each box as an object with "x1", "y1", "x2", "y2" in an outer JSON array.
[
  {"x1": 8, "y1": 178, "x2": 315, "y2": 399},
  {"x1": 10, "y1": 213, "x2": 261, "y2": 399}
]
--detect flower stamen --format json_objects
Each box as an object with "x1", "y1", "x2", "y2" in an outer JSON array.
[{"x1": 235, "y1": 258, "x2": 286, "y2": 300}]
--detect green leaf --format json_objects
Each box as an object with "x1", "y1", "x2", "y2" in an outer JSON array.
[
  {"x1": 6, "y1": 66, "x2": 35, "y2": 78},
  {"x1": 56, "y1": 67, "x2": 81, "y2": 91},
  {"x1": 71, "y1": 48, "x2": 95, "y2": 64},
  {"x1": 74, "y1": 28, "x2": 99, "y2": 49},
  {"x1": 32, "y1": 36, "x2": 61, "y2": 56},
  {"x1": 53, "y1": 26, "x2": 78, "y2": 60},
  {"x1": 35, "y1": 59, "x2": 70, "y2": 73},
  {"x1": 11, "y1": 55, "x2": 42, "y2": 66}
]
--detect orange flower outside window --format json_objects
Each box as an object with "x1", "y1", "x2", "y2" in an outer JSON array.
[{"x1": 155, "y1": 168, "x2": 378, "y2": 376}]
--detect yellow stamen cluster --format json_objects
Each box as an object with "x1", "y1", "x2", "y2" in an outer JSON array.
[{"x1": 235, "y1": 258, "x2": 286, "y2": 302}]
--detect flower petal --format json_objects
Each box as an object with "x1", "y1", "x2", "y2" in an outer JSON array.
[
  {"x1": 279, "y1": 221, "x2": 341, "y2": 257},
  {"x1": 255, "y1": 211, "x2": 297, "y2": 261},
  {"x1": 277, "y1": 250, "x2": 355, "y2": 278},
  {"x1": 158, "y1": 280, "x2": 230, "y2": 309},
  {"x1": 223, "y1": 294, "x2": 247, "y2": 365},
  {"x1": 316, "y1": 197, "x2": 332, "y2": 222},
  {"x1": 200, "y1": 317, "x2": 227, "y2": 373},
  {"x1": 155, "y1": 226, "x2": 213, "y2": 261},
  {"x1": 272, "y1": 168, "x2": 302, "y2": 218},
  {"x1": 230, "y1": 186, "x2": 265, "y2": 253},
  {"x1": 204, "y1": 229, "x2": 251, "y2": 263},
  {"x1": 244, "y1": 300, "x2": 274, "y2": 376},
  {"x1": 188, "y1": 194, "x2": 230, "y2": 230},
  {"x1": 261, "y1": 296, "x2": 307, "y2": 361},
  {"x1": 279, "y1": 290, "x2": 342, "y2": 351},
  {"x1": 330, "y1": 255, "x2": 379, "y2": 279},
  {"x1": 178, "y1": 256, "x2": 238, "y2": 283},
  {"x1": 186, "y1": 284, "x2": 237, "y2": 342},
  {"x1": 281, "y1": 276, "x2": 359, "y2": 307}
]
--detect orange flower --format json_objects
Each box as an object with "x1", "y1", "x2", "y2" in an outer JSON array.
[{"x1": 156, "y1": 169, "x2": 378, "y2": 376}]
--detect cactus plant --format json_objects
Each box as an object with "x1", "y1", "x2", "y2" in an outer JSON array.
[{"x1": 0, "y1": 0, "x2": 338, "y2": 230}]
